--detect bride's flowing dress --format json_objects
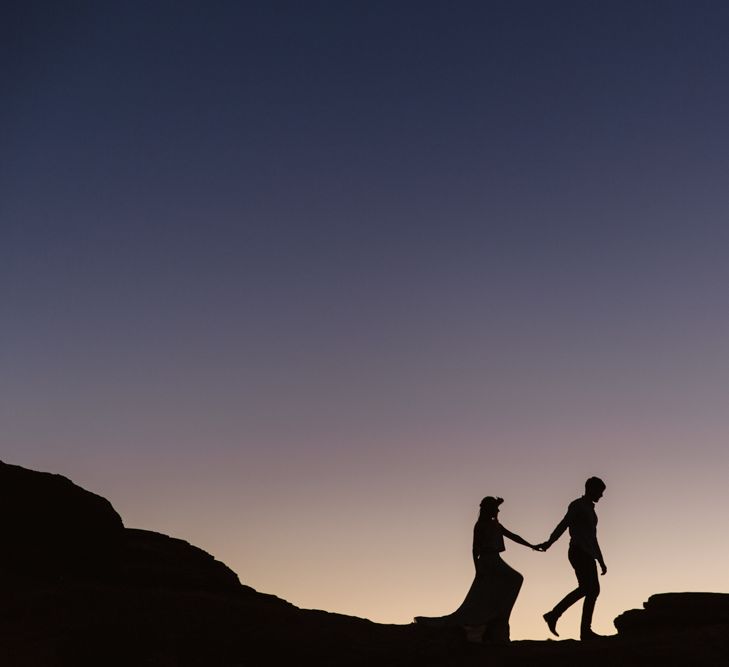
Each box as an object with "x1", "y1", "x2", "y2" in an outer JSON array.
[{"x1": 415, "y1": 519, "x2": 523, "y2": 639}]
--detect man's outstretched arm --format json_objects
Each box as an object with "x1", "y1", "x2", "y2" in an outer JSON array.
[{"x1": 538, "y1": 508, "x2": 572, "y2": 551}]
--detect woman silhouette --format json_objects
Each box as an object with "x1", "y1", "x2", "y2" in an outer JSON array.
[{"x1": 415, "y1": 496, "x2": 538, "y2": 642}]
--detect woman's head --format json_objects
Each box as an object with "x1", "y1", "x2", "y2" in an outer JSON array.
[{"x1": 479, "y1": 496, "x2": 503, "y2": 519}]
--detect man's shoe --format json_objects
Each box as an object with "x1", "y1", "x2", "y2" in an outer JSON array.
[
  {"x1": 543, "y1": 611, "x2": 559, "y2": 637},
  {"x1": 580, "y1": 629, "x2": 606, "y2": 640}
]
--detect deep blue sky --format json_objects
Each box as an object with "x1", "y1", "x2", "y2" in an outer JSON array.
[{"x1": 4, "y1": 1, "x2": 729, "y2": 639}]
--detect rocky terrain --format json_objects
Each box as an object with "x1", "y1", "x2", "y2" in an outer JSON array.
[{"x1": 1, "y1": 460, "x2": 727, "y2": 666}]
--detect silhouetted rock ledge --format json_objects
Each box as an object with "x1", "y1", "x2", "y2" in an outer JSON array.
[
  {"x1": 615, "y1": 592, "x2": 729, "y2": 636},
  {"x1": 1, "y1": 462, "x2": 728, "y2": 666}
]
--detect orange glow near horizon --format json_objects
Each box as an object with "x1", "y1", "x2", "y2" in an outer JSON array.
[{"x1": 12, "y1": 419, "x2": 728, "y2": 641}]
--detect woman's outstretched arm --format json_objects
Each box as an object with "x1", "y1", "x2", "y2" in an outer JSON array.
[{"x1": 501, "y1": 526, "x2": 538, "y2": 549}]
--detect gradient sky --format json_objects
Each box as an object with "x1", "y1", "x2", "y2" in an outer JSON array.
[{"x1": 4, "y1": 1, "x2": 729, "y2": 639}]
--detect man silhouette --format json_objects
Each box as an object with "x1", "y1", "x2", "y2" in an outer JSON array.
[{"x1": 538, "y1": 477, "x2": 607, "y2": 640}]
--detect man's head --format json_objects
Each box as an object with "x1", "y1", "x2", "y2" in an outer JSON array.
[{"x1": 584, "y1": 476, "x2": 606, "y2": 503}]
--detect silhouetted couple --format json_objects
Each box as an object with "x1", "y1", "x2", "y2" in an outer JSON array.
[{"x1": 414, "y1": 477, "x2": 607, "y2": 643}]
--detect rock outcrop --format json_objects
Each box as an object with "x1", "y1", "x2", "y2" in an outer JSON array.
[
  {"x1": 615, "y1": 592, "x2": 729, "y2": 636},
  {"x1": 0, "y1": 461, "x2": 123, "y2": 581},
  {"x1": 120, "y1": 528, "x2": 242, "y2": 592}
]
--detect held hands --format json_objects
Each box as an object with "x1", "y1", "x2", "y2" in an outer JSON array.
[{"x1": 534, "y1": 541, "x2": 550, "y2": 552}]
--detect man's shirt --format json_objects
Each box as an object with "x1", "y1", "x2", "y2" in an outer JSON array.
[{"x1": 549, "y1": 496, "x2": 600, "y2": 559}]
